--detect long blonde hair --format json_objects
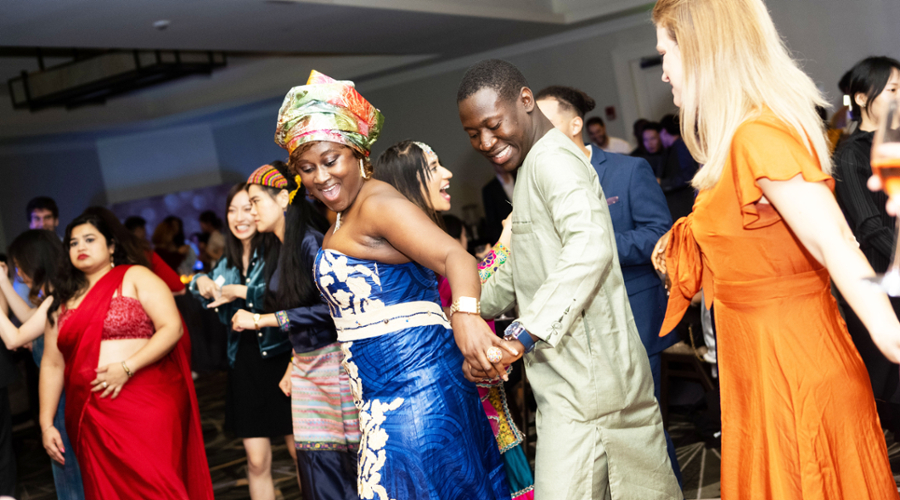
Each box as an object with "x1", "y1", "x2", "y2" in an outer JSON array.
[{"x1": 652, "y1": 0, "x2": 831, "y2": 191}]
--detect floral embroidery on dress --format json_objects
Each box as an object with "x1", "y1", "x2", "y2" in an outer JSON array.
[
  {"x1": 342, "y1": 342, "x2": 403, "y2": 500},
  {"x1": 318, "y1": 250, "x2": 385, "y2": 317}
]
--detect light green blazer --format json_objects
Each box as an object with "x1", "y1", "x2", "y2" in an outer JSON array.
[{"x1": 482, "y1": 129, "x2": 681, "y2": 499}]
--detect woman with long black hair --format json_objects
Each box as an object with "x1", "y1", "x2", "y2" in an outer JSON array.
[
  {"x1": 374, "y1": 141, "x2": 533, "y2": 500},
  {"x1": 0, "y1": 230, "x2": 86, "y2": 500},
  {"x1": 192, "y1": 182, "x2": 294, "y2": 500},
  {"x1": 239, "y1": 162, "x2": 358, "y2": 500},
  {"x1": 832, "y1": 56, "x2": 900, "y2": 436},
  {"x1": 41, "y1": 213, "x2": 213, "y2": 499}
]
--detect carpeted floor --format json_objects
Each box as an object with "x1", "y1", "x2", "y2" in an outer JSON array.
[
  {"x1": 12, "y1": 370, "x2": 300, "y2": 500},
  {"x1": 11, "y1": 370, "x2": 900, "y2": 499}
]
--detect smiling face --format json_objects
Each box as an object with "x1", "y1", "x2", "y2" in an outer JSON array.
[
  {"x1": 293, "y1": 142, "x2": 365, "y2": 213},
  {"x1": 656, "y1": 26, "x2": 684, "y2": 108},
  {"x1": 247, "y1": 184, "x2": 287, "y2": 235},
  {"x1": 227, "y1": 189, "x2": 256, "y2": 242},
  {"x1": 587, "y1": 122, "x2": 607, "y2": 147},
  {"x1": 459, "y1": 87, "x2": 535, "y2": 173},
  {"x1": 421, "y1": 149, "x2": 454, "y2": 212},
  {"x1": 68, "y1": 223, "x2": 113, "y2": 274}
]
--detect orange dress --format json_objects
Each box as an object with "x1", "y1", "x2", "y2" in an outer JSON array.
[{"x1": 662, "y1": 110, "x2": 898, "y2": 500}]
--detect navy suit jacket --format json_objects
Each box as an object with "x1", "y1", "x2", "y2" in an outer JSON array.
[{"x1": 589, "y1": 144, "x2": 678, "y2": 355}]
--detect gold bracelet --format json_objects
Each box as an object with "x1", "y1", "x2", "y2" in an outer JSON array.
[
  {"x1": 121, "y1": 361, "x2": 134, "y2": 378},
  {"x1": 449, "y1": 297, "x2": 480, "y2": 316}
]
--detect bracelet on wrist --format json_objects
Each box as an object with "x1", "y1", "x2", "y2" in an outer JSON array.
[
  {"x1": 121, "y1": 361, "x2": 134, "y2": 378},
  {"x1": 449, "y1": 297, "x2": 480, "y2": 316}
]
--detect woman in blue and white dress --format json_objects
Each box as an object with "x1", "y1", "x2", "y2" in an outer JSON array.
[{"x1": 278, "y1": 70, "x2": 513, "y2": 499}]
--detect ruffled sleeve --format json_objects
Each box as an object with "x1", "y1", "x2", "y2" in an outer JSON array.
[
  {"x1": 659, "y1": 216, "x2": 702, "y2": 335},
  {"x1": 732, "y1": 117, "x2": 833, "y2": 229}
]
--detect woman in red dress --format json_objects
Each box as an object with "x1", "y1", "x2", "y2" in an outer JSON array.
[{"x1": 40, "y1": 213, "x2": 214, "y2": 500}]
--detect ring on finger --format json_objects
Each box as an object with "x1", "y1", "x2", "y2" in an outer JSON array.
[
  {"x1": 486, "y1": 346, "x2": 503, "y2": 364},
  {"x1": 101, "y1": 381, "x2": 108, "y2": 389}
]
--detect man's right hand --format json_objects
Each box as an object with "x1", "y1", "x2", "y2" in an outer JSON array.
[{"x1": 652, "y1": 230, "x2": 671, "y2": 276}]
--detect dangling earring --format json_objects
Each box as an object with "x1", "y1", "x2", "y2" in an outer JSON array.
[
  {"x1": 110, "y1": 255, "x2": 115, "y2": 269},
  {"x1": 359, "y1": 158, "x2": 369, "y2": 180}
]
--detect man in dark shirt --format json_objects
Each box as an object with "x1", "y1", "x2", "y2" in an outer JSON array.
[
  {"x1": 481, "y1": 164, "x2": 513, "y2": 244},
  {"x1": 659, "y1": 115, "x2": 699, "y2": 221}
]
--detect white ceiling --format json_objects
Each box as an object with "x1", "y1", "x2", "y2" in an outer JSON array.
[{"x1": 0, "y1": 0, "x2": 653, "y2": 138}]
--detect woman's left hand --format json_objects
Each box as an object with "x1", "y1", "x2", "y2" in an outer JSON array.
[
  {"x1": 231, "y1": 309, "x2": 256, "y2": 332},
  {"x1": 91, "y1": 363, "x2": 129, "y2": 399},
  {"x1": 279, "y1": 362, "x2": 292, "y2": 397}
]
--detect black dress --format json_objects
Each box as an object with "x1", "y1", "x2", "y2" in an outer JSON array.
[
  {"x1": 226, "y1": 330, "x2": 293, "y2": 438},
  {"x1": 832, "y1": 129, "x2": 900, "y2": 408}
]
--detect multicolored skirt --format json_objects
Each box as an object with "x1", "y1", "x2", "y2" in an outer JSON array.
[
  {"x1": 291, "y1": 342, "x2": 361, "y2": 451},
  {"x1": 478, "y1": 379, "x2": 534, "y2": 500}
]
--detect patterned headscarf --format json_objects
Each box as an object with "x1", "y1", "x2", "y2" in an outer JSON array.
[
  {"x1": 275, "y1": 70, "x2": 385, "y2": 158},
  {"x1": 247, "y1": 164, "x2": 287, "y2": 189},
  {"x1": 247, "y1": 164, "x2": 303, "y2": 203}
]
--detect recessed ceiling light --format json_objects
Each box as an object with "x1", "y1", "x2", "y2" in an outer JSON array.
[{"x1": 153, "y1": 20, "x2": 171, "y2": 30}]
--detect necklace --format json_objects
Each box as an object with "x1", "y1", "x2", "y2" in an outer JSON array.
[{"x1": 334, "y1": 212, "x2": 342, "y2": 232}]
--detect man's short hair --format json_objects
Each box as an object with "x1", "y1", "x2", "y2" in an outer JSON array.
[
  {"x1": 535, "y1": 86, "x2": 596, "y2": 119},
  {"x1": 124, "y1": 216, "x2": 147, "y2": 231},
  {"x1": 585, "y1": 116, "x2": 606, "y2": 129},
  {"x1": 26, "y1": 196, "x2": 58, "y2": 220},
  {"x1": 642, "y1": 122, "x2": 662, "y2": 133},
  {"x1": 660, "y1": 114, "x2": 680, "y2": 136},
  {"x1": 457, "y1": 59, "x2": 530, "y2": 104}
]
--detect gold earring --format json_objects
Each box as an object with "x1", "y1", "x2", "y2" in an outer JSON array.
[{"x1": 359, "y1": 159, "x2": 369, "y2": 180}]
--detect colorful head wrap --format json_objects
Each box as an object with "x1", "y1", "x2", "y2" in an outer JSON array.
[
  {"x1": 275, "y1": 70, "x2": 385, "y2": 158},
  {"x1": 247, "y1": 164, "x2": 287, "y2": 189},
  {"x1": 247, "y1": 165, "x2": 302, "y2": 203}
]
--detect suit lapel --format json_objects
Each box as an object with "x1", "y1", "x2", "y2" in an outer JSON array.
[{"x1": 590, "y1": 144, "x2": 609, "y2": 183}]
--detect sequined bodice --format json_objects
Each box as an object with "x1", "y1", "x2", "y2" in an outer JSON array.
[{"x1": 60, "y1": 297, "x2": 155, "y2": 341}]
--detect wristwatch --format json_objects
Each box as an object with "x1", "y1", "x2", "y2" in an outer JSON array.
[
  {"x1": 503, "y1": 321, "x2": 536, "y2": 354},
  {"x1": 253, "y1": 313, "x2": 261, "y2": 330}
]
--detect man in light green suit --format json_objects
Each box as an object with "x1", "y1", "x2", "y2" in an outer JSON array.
[{"x1": 457, "y1": 59, "x2": 682, "y2": 500}]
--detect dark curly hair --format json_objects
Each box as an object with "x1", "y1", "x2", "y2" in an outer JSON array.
[{"x1": 457, "y1": 59, "x2": 530, "y2": 104}]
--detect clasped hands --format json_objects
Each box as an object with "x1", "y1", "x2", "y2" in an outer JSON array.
[{"x1": 451, "y1": 313, "x2": 522, "y2": 383}]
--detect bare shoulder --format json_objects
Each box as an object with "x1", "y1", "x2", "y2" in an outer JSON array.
[
  {"x1": 124, "y1": 265, "x2": 166, "y2": 296},
  {"x1": 355, "y1": 180, "x2": 412, "y2": 220}
]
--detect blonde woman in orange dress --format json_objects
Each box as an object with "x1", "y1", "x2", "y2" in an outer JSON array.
[{"x1": 651, "y1": 0, "x2": 900, "y2": 498}]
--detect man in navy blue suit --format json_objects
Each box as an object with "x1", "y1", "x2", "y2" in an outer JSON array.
[{"x1": 537, "y1": 86, "x2": 682, "y2": 484}]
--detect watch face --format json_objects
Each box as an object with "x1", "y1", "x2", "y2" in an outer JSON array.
[{"x1": 504, "y1": 321, "x2": 522, "y2": 339}]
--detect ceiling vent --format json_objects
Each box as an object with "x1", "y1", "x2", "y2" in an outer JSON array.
[{"x1": 7, "y1": 49, "x2": 227, "y2": 112}]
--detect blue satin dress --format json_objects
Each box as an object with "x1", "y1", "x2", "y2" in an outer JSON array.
[{"x1": 314, "y1": 249, "x2": 510, "y2": 500}]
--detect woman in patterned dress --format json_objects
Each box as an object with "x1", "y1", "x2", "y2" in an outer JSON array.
[{"x1": 280, "y1": 70, "x2": 512, "y2": 499}]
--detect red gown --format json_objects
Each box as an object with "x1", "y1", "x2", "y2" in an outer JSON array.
[{"x1": 57, "y1": 265, "x2": 213, "y2": 500}]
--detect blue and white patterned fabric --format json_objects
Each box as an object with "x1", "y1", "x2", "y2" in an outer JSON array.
[{"x1": 314, "y1": 249, "x2": 510, "y2": 500}]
